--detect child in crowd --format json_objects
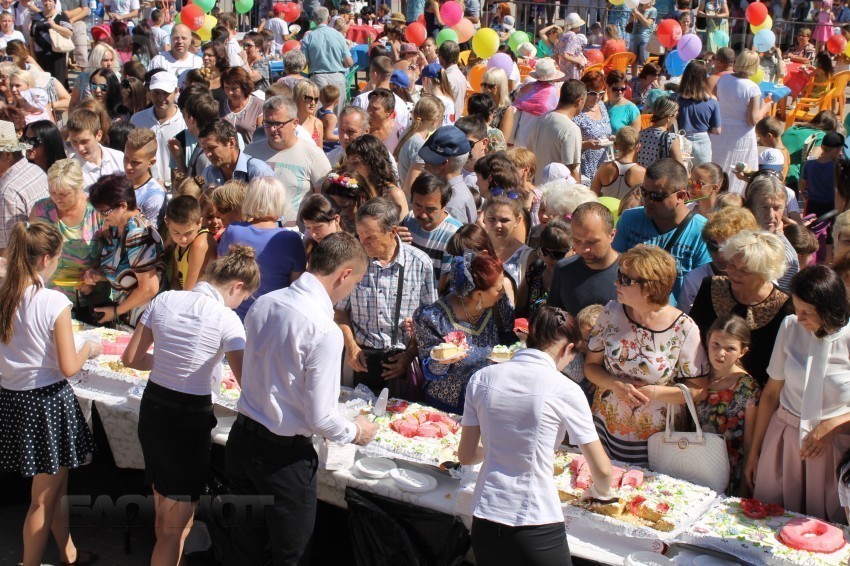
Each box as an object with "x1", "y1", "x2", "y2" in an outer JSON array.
[
  {"x1": 755, "y1": 116, "x2": 791, "y2": 180},
  {"x1": 66, "y1": 108, "x2": 125, "y2": 190},
  {"x1": 200, "y1": 190, "x2": 225, "y2": 240},
  {"x1": 784, "y1": 223, "x2": 820, "y2": 268},
  {"x1": 173, "y1": 175, "x2": 205, "y2": 200},
  {"x1": 800, "y1": 131, "x2": 845, "y2": 216},
  {"x1": 0, "y1": 12, "x2": 24, "y2": 43},
  {"x1": 591, "y1": 126, "x2": 646, "y2": 200},
  {"x1": 264, "y1": 3, "x2": 291, "y2": 56},
  {"x1": 165, "y1": 195, "x2": 216, "y2": 290},
  {"x1": 124, "y1": 128, "x2": 166, "y2": 229},
  {"x1": 617, "y1": 186, "x2": 643, "y2": 215},
  {"x1": 588, "y1": 22, "x2": 604, "y2": 47},
  {"x1": 210, "y1": 179, "x2": 247, "y2": 229},
  {"x1": 697, "y1": 314, "x2": 760, "y2": 496},
  {"x1": 716, "y1": 192, "x2": 744, "y2": 209},
  {"x1": 571, "y1": 303, "x2": 603, "y2": 404},
  {"x1": 506, "y1": 147, "x2": 540, "y2": 226},
  {"x1": 318, "y1": 84, "x2": 340, "y2": 151}
]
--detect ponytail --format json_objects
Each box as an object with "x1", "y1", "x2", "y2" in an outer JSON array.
[
  {"x1": 0, "y1": 221, "x2": 63, "y2": 343},
  {"x1": 393, "y1": 94, "x2": 445, "y2": 161},
  {"x1": 204, "y1": 244, "x2": 261, "y2": 294}
]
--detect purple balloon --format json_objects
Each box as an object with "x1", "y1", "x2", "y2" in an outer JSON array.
[
  {"x1": 487, "y1": 52, "x2": 514, "y2": 75},
  {"x1": 677, "y1": 33, "x2": 702, "y2": 62}
]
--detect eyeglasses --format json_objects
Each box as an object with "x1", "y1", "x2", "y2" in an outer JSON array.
[
  {"x1": 641, "y1": 187, "x2": 679, "y2": 202},
  {"x1": 706, "y1": 239, "x2": 722, "y2": 253},
  {"x1": 0, "y1": 56, "x2": 13, "y2": 62},
  {"x1": 96, "y1": 206, "x2": 116, "y2": 216},
  {"x1": 89, "y1": 83, "x2": 108, "y2": 91},
  {"x1": 262, "y1": 117, "x2": 295, "y2": 129},
  {"x1": 610, "y1": 86, "x2": 627, "y2": 93},
  {"x1": 481, "y1": 83, "x2": 497, "y2": 89},
  {"x1": 302, "y1": 95, "x2": 319, "y2": 104},
  {"x1": 22, "y1": 136, "x2": 40, "y2": 147},
  {"x1": 616, "y1": 269, "x2": 645, "y2": 287},
  {"x1": 688, "y1": 179, "x2": 703, "y2": 191},
  {"x1": 540, "y1": 247, "x2": 568, "y2": 260},
  {"x1": 587, "y1": 90, "x2": 606, "y2": 97},
  {"x1": 490, "y1": 187, "x2": 520, "y2": 199}
]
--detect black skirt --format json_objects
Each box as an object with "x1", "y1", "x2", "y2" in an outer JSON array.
[
  {"x1": 138, "y1": 380, "x2": 216, "y2": 502},
  {"x1": 0, "y1": 380, "x2": 94, "y2": 477}
]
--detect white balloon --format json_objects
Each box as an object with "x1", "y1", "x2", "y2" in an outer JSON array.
[
  {"x1": 639, "y1": 0, "x2": 653, "y2": 4},
  {"x1": 624, "y1": 0, "x2": 640, "y2": 9}
]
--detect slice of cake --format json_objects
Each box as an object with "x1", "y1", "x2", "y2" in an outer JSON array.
[
  {"x1": 490, "y1": 345, "x2": 513, "y2": 361},
  {"x1": 431, "y1": 343, "x2": 460, "y2": 360}
]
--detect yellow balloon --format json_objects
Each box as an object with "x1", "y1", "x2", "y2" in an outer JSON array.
[
  {"x1": 750, "y1": 67, "x2": 764, "y2": 84},
  {"x1": 197, "y1": 14, "x2": 217, "y2": 41},
  {"x1": 844, "y1": 41, "x2": 850, "y2": 57},
  {"x1": 609, "y1": 0, "x2": 625, "y2": 5},
  {"x1": 472, "y1": 28, "x2": 500, "y2": 59},
  {"x1": 750, "y1": 15, "x2": 772, "y2": 34}
]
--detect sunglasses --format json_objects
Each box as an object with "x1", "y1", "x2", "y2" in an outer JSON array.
[
  {"x1": 706, "y1": 239, "x2": 722, "y2": 253},
  {"x1": 0, "y1": 55, "x2": 13, "y2": 62},
  {"x1": 616, "y1": 269, "x2": 644, "y2": 287},
  {"x1": 540, "y1": 247, "x2": 568, "y2": 260},
  {"x1": 22, "y1": 136, "x2": 40, "y2": 147},
  {"x1": 481, "y1": 83, "x2": 497, "y2": 89},
  {"x1": 303, "y1": 95, "x2": 320, "y2": 104},
  {"x1": 490, "y1": 187, "x2": 520, "y2": 199},
  {"x1": 641, "y1": 187, "x2": 679, "y2": 202},
  {"x1": 587, "y1": 90, "x2": 606, "y2": 97},
  {"x1": 262, "y1": 117, "x2": 295, "y2": 129},
  {"x1": 89, "y1": 83, "x2": 108, "y2": 91},
  {"x1": 610, "y1": 86, "x2": 627, "y2": 93}
]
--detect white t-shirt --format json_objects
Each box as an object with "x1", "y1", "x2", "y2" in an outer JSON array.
[
  {"x1": 140, "y1": 282, "x2": 246, "y2": 395},
  {"x1": 72, "y1": 144, "x2": 125, "y2": 190},
  {"x1": 0, "y1": 283, "x2": 72, "y2": 391},
  {"x1": 129, "y1": 107, "x2": 187, "y2": 184},
  {"x1": 135, "y1": 177, "x2": 166, "y2": 225},
  {"x1": 104, "y1": 0, "x2": 139, "y2": 17},
  {"x1": 1, "y1": 29, "x2": 25, "y2": 43},
  {"x1": 716, "y1": 74, "x2": 762, "y2": 128},
  {"x1": 463, "y1": 348, "x2": 599, "y2": 527},
  {"x1": 227, "y1": 35, "x2": 243, "y2": 67},
  {"x1": 148, "y1": 51, "x2": 202, "y2": 82},
  {"x1": 352, "y1": 89, "x2": 411, "y2": 128},
  {"x1": 150, "y1": 25, "x2": 170, "y2": 52},
  {"x1": 265, "y1": 17, "x2": 289, "y2": 53}
]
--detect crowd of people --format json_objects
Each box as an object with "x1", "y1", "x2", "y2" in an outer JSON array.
[{"x1": 2, "y1": 0, "x2": 850, "y2": 564}]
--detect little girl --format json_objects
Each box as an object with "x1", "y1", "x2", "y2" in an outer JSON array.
[
  {"x1": 696, "y1": 314, "x2": 761, "y2": 496},
  {"x1": 816, "y1": 0, "x2": 835, "y2": 51}
]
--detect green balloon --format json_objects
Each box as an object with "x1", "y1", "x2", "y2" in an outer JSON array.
[
  {"x1": 194, "y1": 0, "x2": 215, "y2": 14},
  {"x1": 436, "y1": 27, "x2": 459, "y2": 47},
  {"x1": 508, "y1": 31, "x2": 530, "y2": 53},
  {"x1": 235, "y1": 0, "x2": 253, "y2": 14},
  {"x1": 174, "y1": 13, "x2": 181, "y2": 24}
]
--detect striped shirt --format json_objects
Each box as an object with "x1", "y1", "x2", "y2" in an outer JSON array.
[
  {"x1": 0, "y1": 158, "x2": 48, "y2": 250},
  {"x1": 336, "y1": 238, "x2": 437, "y2": 350},
  {"x1": 401, "y1": 212, "x2": 463, "y2": 285}
]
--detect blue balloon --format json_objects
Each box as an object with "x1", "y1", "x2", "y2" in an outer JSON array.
[
  {"x1": 713, "y1": 29, "x2": 730, "y2": 48},
  {"x1": 753, "y1": 29, "x2": 776, "y2": 53},
  {"x1": 665, "y1": 50, "x2": 686, "y2": 76}
]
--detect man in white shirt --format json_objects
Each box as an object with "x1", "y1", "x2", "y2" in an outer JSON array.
[
  {"x1": 67, "y1": 108, "x2": 125, "y2": 190},
  {"x1": 528, "y1": 79, "x2": 586, "y2": 184},
  {"x1": 244, "y1": 96, "x2": 331, "y2": 220},
  {"x1": 265, "y1": 3, "x2": 291, "y2": 55},
  {"x1": 149, "y1": 8, "x2": 170, "y2": 52},
  {"x1": 130, "y1": 72, "x2": 186, "y2": 185},
  {"x1": 225, "y1": 232, "x2": 377, "y2": 565},
  {"x1": 327, "y1": 105, "x2": 369, "y2": 167},
  {"x1": 438, "y1": 40, "x2": 468, "y2": 122},
  {"x1": 218, "y1": 12, "x2": 244, "y2": 67},
  {"x1": 103, "y1": 0, "x2": 138, "y2": 25},
  {"x1": 148, "y1": 24, "x2": 202, "y2": 82},
  {"x1": 352, "y1": 56, "x2": 410, "y2": 128}
]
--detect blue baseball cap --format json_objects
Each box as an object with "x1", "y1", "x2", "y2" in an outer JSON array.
[
  {"x1": 421, "y1": 62, "x2": 443, "y2": 80},
  {"x1": 418, "y1": 126, "x2": 472, "y2": 164},
  {"x1": 390, "y1": 70, "x2": 411, "y2": 89}
]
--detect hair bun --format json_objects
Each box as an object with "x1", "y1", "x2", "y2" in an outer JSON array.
[{"x1": 226, "y1": 244, "x2": 256, "y2": 261}]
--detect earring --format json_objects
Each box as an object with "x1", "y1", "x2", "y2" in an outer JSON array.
[{"x1": 476, "y1": 297, "x2": 483, "y2": 312}]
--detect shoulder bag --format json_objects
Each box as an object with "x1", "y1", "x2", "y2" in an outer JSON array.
[
  {"x1": 647, "y1": 383, "x2": 729, "y2": 493},
  {"x1": 49, "y1": 25, "x2": 74, "y2": 53},
  {"x1": 663, "y1": 209, "x2": 695, "y2": 254}
]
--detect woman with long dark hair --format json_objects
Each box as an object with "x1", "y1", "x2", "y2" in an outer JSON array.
[
  {"x1": 23, "y1": 120, "x2": 66, "y2": 173},
  {"x1": 345, "y1": 134, "x2": 408, "y2": 219},
  {"x1": 88, "y1": 68, "x2": 123, "y2": 119}
]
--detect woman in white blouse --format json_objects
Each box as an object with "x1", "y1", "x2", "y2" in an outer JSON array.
[
  {"x1": 0, "y1": 221, "x2": 102, "y2": 566},
  {"x1": 458, "y1": 306, "x2": 614, "y2": 565},
  {"x1": 744, "y1": 265, "x2": 850, "y2": 522},
  {"x1": 123, "y1": 245, "x2": 260, "y2": 564}
]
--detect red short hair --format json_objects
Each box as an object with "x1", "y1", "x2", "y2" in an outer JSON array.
[{"x1": 471, "y1": 252, "x2": 503, "y2": 291}]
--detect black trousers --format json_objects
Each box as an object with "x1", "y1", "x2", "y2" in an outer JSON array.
[
  {"x1": 471, "y1": 517, "x2": 572, "y2": 566},
  {"x1": 224, "y1": 417, "x2": 317, "y2": 566}
]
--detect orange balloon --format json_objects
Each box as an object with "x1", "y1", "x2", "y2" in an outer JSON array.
[
  {"x1": 406, "y1": 22, "x2": 427, "y2": 46},
  {"x1": 283, "y1": 39, "x2": 300, "y2": 53},
  {"x1": 452, "y1": 18, "x2": 474, "y2": 43},
  {"x1": 586, "y1": 49, "x2": 604, "y2": 65}
]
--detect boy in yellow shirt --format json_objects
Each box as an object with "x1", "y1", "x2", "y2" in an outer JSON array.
[{"x1": 165, "y1": 196, "x2": 216, "y2": 290}]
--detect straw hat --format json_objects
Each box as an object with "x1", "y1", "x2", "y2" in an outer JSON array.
[
  {"x1": 565, "y1": 13, "x2": 586, "y2": 30},
  {"x1": 529, "y1": 58, "x2": 565, "y2": 81},
  {"x1": 0, "y1": 120, "x2": 30, "y2": 152}
]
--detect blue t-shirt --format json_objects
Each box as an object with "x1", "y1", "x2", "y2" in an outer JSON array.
[
  {"x1": 801, "y1": 159, "x2": 836, "y2": 204},
  {"x1": 632, "y1": 7, "x2": 657, "y2": 40},
  {"x1": 218, "y1": 222, "x2": 307, "y2": 319},
  {"x1": 606, "y1": 101, "x2": 640, "y2": 134},
  {"x1": 612, "y1": 207, "x2": 712, "y2": 305},
  {"x1": 677, "y1": 98, "x2": 722, "y2": 134}
]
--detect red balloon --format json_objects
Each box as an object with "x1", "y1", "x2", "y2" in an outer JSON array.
[
  {"x1": 282, "y1": 2, "x2": 301, "y2": 23},
  {"x1": 406, "y1": 22, "x2": 428, "y2": 46},
  {"x1": 180, "y1": 4, "x2": 205, "y2": 31},
  {"x1": 746, "y1": 2, "x2": 769, "y2": 26},
  {"x1": 828, "y1": 34, "x2": 848, "y2": 55},
  {"x1": 417, "y1": 14, "x2": 426, "y2": 25},
  {"x1": 585, "y1": 49, "x2": 604, "y2": 65},
  {"x1": 283, "y1": 39, "x2": 301, "y2": 53},
  {"x1": 656, "y1": 19, "x2": 682, "y2": 49}
]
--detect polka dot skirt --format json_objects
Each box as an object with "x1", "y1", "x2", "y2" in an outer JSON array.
[{"x1": 0, "y1": 381, "x2": 94, "y2": 477}]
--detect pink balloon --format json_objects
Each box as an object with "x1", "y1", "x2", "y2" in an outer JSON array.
[
  {"x1": 487, "y1": 52, "x2": 513, "y2": 75},
  {"x1": 440, "y1": 1, "x2": 463, "y2": 27},
  {"x1": 452, "y1": 18, "x2": 474, "y2": 43}
]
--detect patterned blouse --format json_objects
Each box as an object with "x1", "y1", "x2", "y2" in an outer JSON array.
[
  {"x1": 413, "y1": 294, "x2": 516, "y2": 414},
  {"x1": 98, "y1": 214, "x2": 166, "y2": 326},
  {"x1": 553, "y1": 31, "x2": 586, "y2": 80},
  {"x1": 573, "y1": 103, "x2": 613, "y2": 182}
]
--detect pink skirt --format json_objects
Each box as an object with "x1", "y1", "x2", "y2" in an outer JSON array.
[{"x1": 753, "y1": 406, "x2": 850, "y2": 523}]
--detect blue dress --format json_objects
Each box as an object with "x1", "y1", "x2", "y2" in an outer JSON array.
[
  {"x1": 413, "y1": 294, "x2": 516, "y2": 414},
  {"x1": 573, "y1": 103, "x2": 613, "y2": 182}
]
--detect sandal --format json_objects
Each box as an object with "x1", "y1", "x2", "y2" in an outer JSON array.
[{"x1": 61, "y1": 550, "x2": 99, "y2": 566}]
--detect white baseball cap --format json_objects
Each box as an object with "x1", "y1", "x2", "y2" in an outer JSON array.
[
  {"x1": 149, "y1": 71, "x2": 178, "y2": 93},
  {"x1": 758, "y1": 148, "x2": 785, "y2": 171},
  {"x1": 542, "y1": 163, "x2": 575, "y2": 184}
]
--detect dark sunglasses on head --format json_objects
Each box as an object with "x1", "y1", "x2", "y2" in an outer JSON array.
[
  {"x1": 490, "y1": 187, "x2": 520, "y2": 199},
  {"x1": 587, "y1": 90, "x2": 606, "y2": 97},
  {"x1": 616, "y1": 269, "x2": 644, "y2": 287},
  {"x1": 120, "y1": 79, "x2": 131, "y2": 88},
  {"x1": 540, "y1": 247, "x2": 568, "y2": 260},
  {"x1": 641, "y1": 187, "x2": 679, "y2": 202}
]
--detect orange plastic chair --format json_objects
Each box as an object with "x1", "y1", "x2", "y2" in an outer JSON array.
[
  {"x1": 604, "y1": 52, "x2": 636, "y2": 74},
  {"x1": 640, "y1": 113, "x2": 653, "y2": 129},
  {"x1": 468, "y1": 63, "x2": 487, "y2": 92},
  {"x1": 830, "y1": 70, "x2": 850, "y2": 116},
  {"x1": 458, "y1": 50, "x2": 471, "y2": 66},
  {"x1": 646, "y1": 56, "x2": 659, "y2": 66},
  {"x1": 583, "y1": 63, "x2": 604, "y2": 76},
  {"x1": 785, "y1": 89, "x2": 835, "y2": 129},
  {"x1": 803, "y1": 77, "x2": 831, "y2": 99}
]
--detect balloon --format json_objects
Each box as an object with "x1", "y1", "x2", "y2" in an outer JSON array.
[
  {"x1": 405, "y1": 22, "x2": 427, "y2": 46},
  {"x1": 197, "y1": 14, "x2": 216, "y2": 41},
  {"x1": 417, "y1": 14, "x2": 426, "y2": 25},
  {"x1": 283, "y1": 39, "x2": 300, "y2": 53},
  {"x1": 172, "y1": 14, "x2": 180, "y2": 25},
  {"x1": 828, "y1": 34, "x2": 848, "y2": 55},
  {"x1": 235, "y1": 0, "x2": 253, "y2": 14},
  {"x1": 436, "y1": 27, "x2": 458, "y2": 46},
  {"x1": 750, "y1": 67, "x2": 764, "y2": 84},
  {"x1": 586, "y1": 49, "x2": 604, "y2": 64},
  {"x1": 845, "y1": 41, "x2": 850, "y2": 57},
  {"x1": 746, "y1": 1, "x2": 768, "y2": 25},
  {"x1": 180, "y1": 4, "x2": 204, "y2": 31},
  {"x1": 508, "y1": 31, "x2": 530, "y2": 53},
  {"x1": 753, "y1": 29, "x2": 776, "y2": 52},
  {"x1": 609, "y1": 0, "x2": 625, "y2": 5},
  {"x1": 677, "y1": 33, "x2": 702, "y2": 61},
  {"x1": 597, "y1": 196, "x2": 620, "y2": 223},
  {"x1": 439, "y1": 1, "x2": 463, "y2": 27},
  {"x1": 713, "y1": 29, "x2": 729, "y2": 48},
  {"x1": 639, "y1": 0, "x2": 652, "y2": 4},
  {"x1": 453, "y1": 18, "x2": 475, "y2": 43},
  {"x1": 665, "y1": 50, "x2": 686, "y2": 76},
  {"x1": 487, "y1": 52, "x2": 513, "y2": 74},
  {"x1": 750, "y1": 15, "x2": 772, "y2": 33},
  {"x1": 624, "y1": 0, "x2": 639, "y2": 8},
  {"x1": 472, "y1": 28, "x2": 499, "y2": 59},
  {"x1": 193, "y1": 0, "x2": 214, "y2": 13},
  {"x1": 282, "y1": 2, "x2": 300, "y2": 23},
  {"x1": 656, "y1": 19, "x2": 682, "y2": 49}
]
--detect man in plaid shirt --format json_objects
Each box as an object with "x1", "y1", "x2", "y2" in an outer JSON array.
[{"x1": 0, "y1": 120, "x2": 48, "y2": 254}]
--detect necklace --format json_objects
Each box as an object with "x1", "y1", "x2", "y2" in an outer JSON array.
[{"x1": 460, "y1": 296, "x2": 482, "y2": 324}]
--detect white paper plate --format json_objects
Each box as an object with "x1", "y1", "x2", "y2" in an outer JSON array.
[
  {"x1": 596, "y1": 138, "x2": 613, "y2": 147},
  {"x1": 487, "y1": 354, "x2": 512, "y2": 364},
  {"x1": 430, "y1": 348, "x2": 467, "y2": 364},
  {"x1": 389, "y1": 468, "x2": 438, "y2": 493},
  {"x1": 354, "y1": 457, "x2": 397, "y2": 479}
]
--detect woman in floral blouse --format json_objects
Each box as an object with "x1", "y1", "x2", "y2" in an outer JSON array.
[{"x1": 585, "y1": 245, "x2": 709, "y2": 466}]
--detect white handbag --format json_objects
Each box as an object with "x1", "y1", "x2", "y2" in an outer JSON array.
[{"x1": 647, "y1": 383, "x2": 729, "y2": 494}]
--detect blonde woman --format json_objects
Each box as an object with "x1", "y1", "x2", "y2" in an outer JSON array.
[
  {"x1": 481, "y1": 67, "x2": 515, "y2": 139},
  {"x1": 9, "y1": 69, "x2": 53, "y2": 124},
  {"x1": 715, "y1": 50, "x2": 772, "y2": 195},
  {"x1": 69, "y1": 43, "x2": 120, "y2": 112},
  {"x1": 636, "y1": 96, "x2": 684, "y2": 168},
  {"x1": 294, "y1": 80, "x2": 324, "y2": 148},
  {"x1": 395, "y1": 94, "x2": 445, "y2": 196},
  {"x1": 421, "y1": 62, "x2": 455, "y2": 125}
]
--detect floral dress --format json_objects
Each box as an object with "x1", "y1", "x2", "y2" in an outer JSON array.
[
  {"x1": 574, "y1": 103, "x2": 613, "y2": 182},
  {"x1": 588, "y1": 300, "x2": 709, "y2": 466},
  {"x1": 553, "y1": 31, "x2": 586, "y2": 80},
  {"x1": 697, "y1": 373, "x2": 761, "y2": 493},
  {"x1": 413, "y1": 294, "x2": 516, "y2": 414}
]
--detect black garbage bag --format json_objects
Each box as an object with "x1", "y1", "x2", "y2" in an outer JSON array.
[{"x1": 344, "y1": 487, "x2": 471, "y2": 566}]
